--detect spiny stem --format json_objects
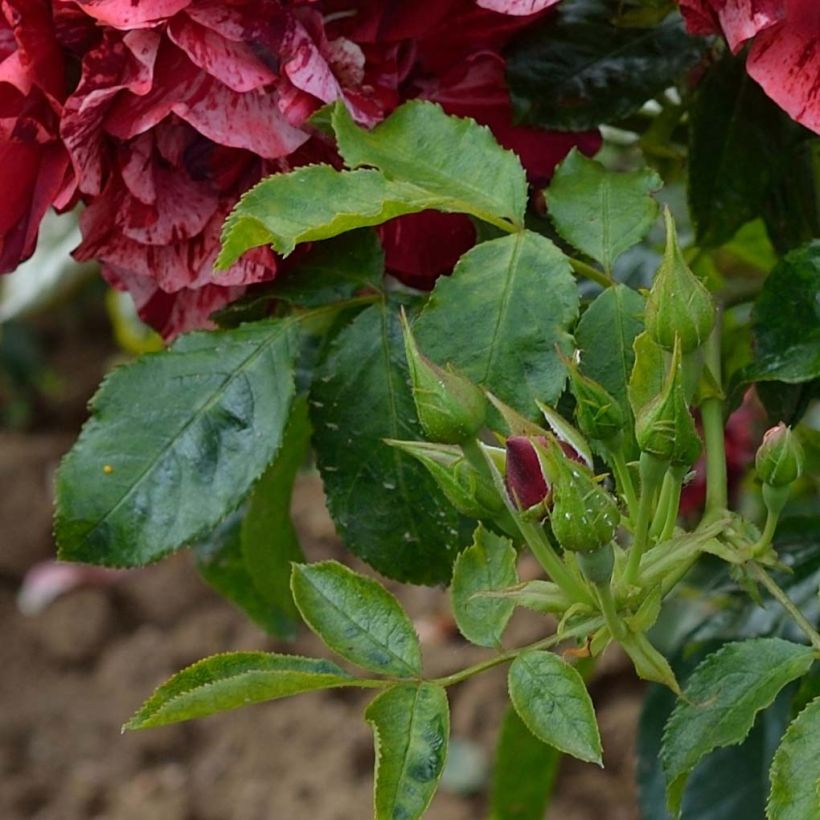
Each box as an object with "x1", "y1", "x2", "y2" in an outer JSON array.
[
  {"x1": 431, "y1": 616, "x2": 604, "y2": 687},
  {"x1": 750, "y1": 563, "x2": 820, "y2": 653}
]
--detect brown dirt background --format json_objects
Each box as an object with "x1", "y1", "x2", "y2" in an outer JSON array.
[{"x1": 0, "y1": 309, "x2": 642, "y2": 820}]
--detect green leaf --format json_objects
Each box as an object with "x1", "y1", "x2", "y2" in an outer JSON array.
[
  {"x1": 451, "y1": 524, "x2": 518, "y2": 648},
  {"x1": 547, "y1": 149, "x2": 661, "y2": 272},
  {"x1": 238, "y1": 396, "x2": 311, "y2": 635},
  {"x1": 662, "y1": 638, "x2": 815, "y2": 817},
  {"x1": 332, "y1": 101, "x2": 526, "y2": 231},
  {"x1": 291, "y1": 560, "x2": 422, "y2": 677},
  {"x1": 490, "y1": 705, "x2": 561, "y2": 820},
  {"x1": 506, "y1": 0, "x2": 704, "y2": 130},
  {"x1": 576, "y1": 284, "x2": 645, "y2": 451},
  {"x1": 768, "y1": 696, "x2": 820, "y2": 820},
  {"x1": 310, "y1": 300, "x2": 467, "y2": 584},
  {"x1": 415, "y1": 231, "x2": 578, "y2": 416},
  {"x1": 508, "y1": 650, "x2": 602, "y2": 764},
  {"x1": 688, "y1": 53, "x2": 785, "y2": 249},
  {"x1": 125, "y1": 652, "x2": 356, "y2": 730},
  {"x1": 194, "y1": 514, "x2": 294, "y2": 636},
  {"x1": 272, "y1": 229, "x2": 385, "y2": 307},
  {"x1": 476, "y1": 579, "x2": 570, "y2": 615},
  {"x1": 218, "y1": 166, "x2": 438, "y2": 267},
  {"x1": 748, "y1": 242, "x2": 820, "y2": 384},
  {"x1": 628, "y1": 330, "x2": 666, "y2": 418},
  {"x1": 366, "y1": 683, "x2": 450, "y2": 820},
  {"x1": 56, "y1": 319, "x2": 298, "y2": 567}
]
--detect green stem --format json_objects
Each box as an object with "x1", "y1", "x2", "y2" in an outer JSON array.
[
  {"x1": 750, "y1": 563, "x2": 820, "y2": 654},
  {"x1": 623, "y1": 452, "x2": 668, "y2": 587},
  {"x1": 701, "y1": 319, "x2": 728, "y2": 518},
  {"x1": 431, "y1": 616, "x2": 604, "y2": 687},
  {"x1": 752, "y1": 508, "x2": 779, "y2": 556},
  {"x1": 650, "y1": 470, "x2": 675, "y2": 538},
  {"x1": 596, "y1": 582, "x2": 626, "y2": 640},
  {"x1": 517, "y1": 519, "x2": 596, "y2": 607},
  {"x1": 569, "y1": 257, "x2": 615, "y2": 289},
  {"x1": 607, "y1": 444, "x2": 639, "y2": 522},
  {"x1": 659, "y1": 465, "x2": 687, "y2": 542}
]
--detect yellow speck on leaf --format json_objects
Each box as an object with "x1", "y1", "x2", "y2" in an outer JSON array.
[{"x1": 103, "y1": 465, "x2": 114, "y2": 474}]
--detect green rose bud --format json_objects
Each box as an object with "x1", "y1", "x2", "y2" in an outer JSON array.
[
  {"x1": 546, "y1": 444, "x2": 619, "y2": 553},
  {"x1": 564, "y1": 355, "x2": 625, "y2": 443},
  {"x1": 635, "y1": 338, "x2": 702, "y2": 466},
  {"x1": 755, "y1": 423, "x2": 804, "y2": 488},
  {"x1": 401, "y1": 312, "x2": 486, "y2": 444},
  {"x1": 385, "y1": 439, "x2": 502, "y2": 519},
  {"x1": 576, "y1": 542, "x2": 615, "y2": 585},
  {"x1": 645, "y1": 208, "x2": 716, "y2": 354}
]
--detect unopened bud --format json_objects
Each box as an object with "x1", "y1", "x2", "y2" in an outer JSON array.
[
  {"x1": 755, "y1": 423, "x2": 804, "y2": 488},
  {"x1": 645, "y1": 208, "x2": 716, "y2": 354},
  {"x1": 401, "y1": 312, "x2": 486, "y2": 444},
  {"x1": 505, "y1": 436, "x2": 551, "y2": 512},
  {"x1": 635, "y1": 338, "x2": 701, "y2": 466},
  {"x1": 565, "y1": 358, "x2": 625, "y2": 443}
]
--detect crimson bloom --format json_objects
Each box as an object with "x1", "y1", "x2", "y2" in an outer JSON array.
[{"x1": 679, "y1": 0, "x2": 820, "y2": 134}]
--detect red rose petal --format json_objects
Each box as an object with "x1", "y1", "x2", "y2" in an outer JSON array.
[{"x1": 75, "y1": 0, "x2": 192, "y2": 30}]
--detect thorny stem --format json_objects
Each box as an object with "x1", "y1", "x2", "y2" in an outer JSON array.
[
  {"x1": 701, "y1": 317, "x2": 728, "y2": 518},
  {"x1": 750, "y1": 563, "x2": 820, "y2": 654},
  {"x1": 431, "y1": 616, "x2": 604, "y2": 687}
]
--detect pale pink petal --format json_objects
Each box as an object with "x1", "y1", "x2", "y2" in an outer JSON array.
[
  {"x1": 476, "y1": 0, "x2": 561, "y2": 15},
  {"x1": 75, "y1": 0, "x2": 192, "y2": 29},
  {"x1": 748, "y1": 22, "x2": 820, "y2": 133},
  {"x1": 17, "y1": 561, "x2": 125, "y2": 616},
  {"x1": 679, "y1": 0, "x2": 784, "y2": 52},
  {"x1": 167, "y1": 16, "x2": 278, "y2": 92}
]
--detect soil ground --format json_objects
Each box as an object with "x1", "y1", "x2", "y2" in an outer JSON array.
[{"x1": 0, "y1": 305, "x2": 642, "y2": 820}]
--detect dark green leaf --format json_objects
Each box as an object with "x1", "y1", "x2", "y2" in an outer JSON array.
[
  {"x1": 291, "y1": 560, "x2": 422, "y2": 677},
  {"x1": 688, "y1": 53, "x2": 784, "y2": 249},
  {"x1": 490, "y1": 705, "x2": 561, "y2": 820},
  {"x1": 125, "y1": 652, "x2": 356, "y2": 729},
  {"x1": 508, "y1": 650, "x2": 602, "y2": 764},
  {"x1": 56, "y1": 319, "x2": 298, "y2": 567},
  {"x1": 548, "y1": 150, "x2": 661, "y2": 272},
  {"x1": 238, "y1": 396, "x2": 311, "y2": 636},
  {"x1": 767, "y1": 696, "x2": 820, "y2": 820},
  {"x1": 366, "y1": 683, "x2": 450, "y2": 820},
  {"x1": 272, "y1": 230, "x2": 385, "y2": 307},
  {"x1": 310, "y1": 300, "x2": 467, "y2": 584},
  {"x1": 415, "y1": 231, "x2": 577, "y2": 417},
  {"x1": 451, "y1": 525, "x2": 518, "y2": 648},
  {"x1": 506, "y1": 0, "x2": 704, "y2": 130},
  {"x1": 195, "y1": 514, "x2": 294, "y2": 636},
  {"x1": 749, "y1": 242, "x2": 820, "y2": 384},
  {"x1": 662, "y1": 638, "x2": 815, "y2": 817},
  {"x1": 333, "y1": 101, "x2": 527, "y2": 230}
]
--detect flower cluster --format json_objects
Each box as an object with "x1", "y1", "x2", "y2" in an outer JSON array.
[
  {"x1": 1, "y1": 0, "x2": 599, "y2": 338},
  {"x1": 679, "y1": 0, "x2": 820, "y2": 134}
]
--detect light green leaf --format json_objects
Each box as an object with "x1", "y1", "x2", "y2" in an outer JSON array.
[
  {"x1": 767, "y1": 696, "x2": 820, "y2": 820},
  {"x1": 56, "y1": 319, "x2": 298, "y2": 566},
  {"x1": 451, "y1": 524, "x2": 518, "y2": 647},
  {"x1": 218, "y1": 166, "x2": 437, "y2": 266},
  {"x1": 366, "y1": 683, "x2": 450, "y2": 820},
  {"x1": 291, "y1": 560, "x2": 422, "y2": 677},
  {"x1": 662, "y1": 638, "x2": 815, "y2": 817},
  {"x1": 508, "y1": 650, "x2": 602, "y2": 764},
  {"x1": 477, "y1": 579, "x2": 570, "y2": 615},
  {"x1": 576, "y1": 284, "x2": 645, "y2": 428},
  {"x1": 239, "y1": 396, "x2": 311, "y2": 636},
  {"x1": 415, "y1": 231, "x2": 578, "y2": 416},
  {"x1": 310, "y1": 300, "x2": 468, "y2": 585},
  {"x1": 125, "y1": 652, "x2": 357, "y2": 730},
  {"x1": 628, "y1": 330, "x2": 666, "y2": 418},
  {"x1": 333, "y1": 100, "x2": 526, "y2": 231},
  {"x1": 548, "y1": 149, "x2": 661, "y2": 272},
  {"x1": 490, "y1": 705, "x2": 561, "y2": 820}
]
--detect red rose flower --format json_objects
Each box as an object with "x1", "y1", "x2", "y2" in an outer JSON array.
[
  {"x1": 0, "y1": 0, "x2": 72, "y2": 272},
  {"x1": 679, "y1": 0, "x2": 820, "y2": 133}
]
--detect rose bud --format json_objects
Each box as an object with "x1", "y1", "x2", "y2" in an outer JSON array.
[
  {"x1": 505, "y1": 436, "x2": 551, "y2": 512},
  {"x1": 565, "y1": 358, "x2": 625, "y2": 443},
  {"x1": 645, "y1": 208, "x2": 716, "y2": 354},
  {"x1": 755, "y1": 423, "x2": 804, "y2": 488},
  {"x1": 635, "y1": 338, "x2": 702, "y2": 466},
  {"x1": 401, "y1": 312, "x2": 486, "y2": 444}
]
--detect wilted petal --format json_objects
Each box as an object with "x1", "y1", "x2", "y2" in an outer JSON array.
[
  {"x1": 476, "y1": 0, "x2": 561, "y2": 15},
  {"x1": 75, "y1": 0, "x2": 192, "y2": 29}
]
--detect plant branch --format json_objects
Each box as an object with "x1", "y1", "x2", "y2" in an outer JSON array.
[
  {"x1": 701, "y1": 317, "x2": 728, "y2": 518},
  {"x1": 569, "y1": 257, "x2": 615, "y2": 289}
]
